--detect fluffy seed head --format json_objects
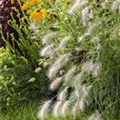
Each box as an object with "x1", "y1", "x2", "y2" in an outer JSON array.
[
  {"x1": 75, "y1": 89, "x2": 82, "y2": 98},
  {"x1": 42, "y1": 32, "x2": 57, "y2": 45},
  {"x1": 92, "y1": 64, "x2": 101, "y2": 77},
  {"x1": 88, "y1": 110, "x2": 102, "y2": 120},
  {"x1": 58, "y1": 35, "x2": 72, "y2": 49},
  {"x1": 48, "y1": 65, "x2": 60, "y2": 80},
  {"x1": 72, "y1": 101, "x2": 79, "y2": 117},
  {"x1": 79, "y1": 98, "x2": 86, "y2": 111},
  {"x1": 58, "y1": 87, "x2": 68, "y2": 101},
  {"x1": 81, "y1": 62, "x2": 101, "y2": 77},
  {"x1": 81, "y1": 6, "x2": 93, "y2": 26},
  {"x1": 111, "y1": 1, "x2": 119, "y2": 11},
  {"x1": 53, "y1": 101, "x2": 62, "y2": 117},
  {"x1": 37, "y1": 100, "x2": 51, "y2": 119},
  {"x1": 61, "y1": 101, "x2": 70, "y2": 116},
  {"x1": 68, "y1": 0, "x2": 88, "y2": 14},
  {"x1": 68, "y1": 0, "x2": 80, "y2": 14},
  {"x1": 40, "y1": 44, "x2": 55, "y2": 57},
  {"x1": 81, "y1": 61, "x2": 97, "y2": 74},
  {"x1": 74, "y1": 72, "x2": 84, "y2": 89},
  {"x1": 64, "y1": 66, "x2": 76, "y2": 82},
  {"x1": 82, "y1": 85, "x2": 92, "y2": 99},
  {"x1": 48, "y1": 54, "x2": 69, "y2": 79},
  {"x1": 50, "y1": 77, "x2": 63, "y2": 91}
]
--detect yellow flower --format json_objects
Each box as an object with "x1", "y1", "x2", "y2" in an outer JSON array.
[
  {"x1": 22, "y1": 1, "x2": 32, "y2": 10},
  {"x1": 11, "y1": 0, "x2": 14, "y2": 4},
  {"x1": 21, "y1": 0, "x2": 42, "y2": 11},
  {"x1": 29, "y1": 9, "x2": 50, "y2": 22}
]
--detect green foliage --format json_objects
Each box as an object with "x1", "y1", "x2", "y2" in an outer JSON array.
[
  {"x1": 36, "y1": 0, "x2": 120, "y2": 119},
  {"x1": 1, "y1": 0, "x2": 120, "y2": 119},
  {"x1": 0, "y1": 0, "x2": 53, "y2": 109},
  {"x1": 0, "y1": 102, "x2": 120, "y2": 120},
  {"x1": 0, "y1": 47, "x2": 50, "y2": 108}
]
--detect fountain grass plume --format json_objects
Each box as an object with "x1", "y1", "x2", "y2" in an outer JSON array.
[
  {"x1": 50, "y1": 77, "x2": 63, "y2": 91},
  {"x1": 40, "y1": 44, "x2": 55, "y2": 57},
  {"x1": 58, "y1": 35, "x2": 72, "y2": 50},
  {"x1": 111, "y1": 1, "x2": 120, "y2": 12},
  {"x1": 72, "y1": 101, "x2": 79, "y2": 117},
  {"x1": 37, "y1": 100, "x2": 51, "y2": 119},
  {"x1": 68, "y1": 0, "x2": 88, "y2": 14},
  {"x1": 64, "y1": 66, "x2": 76, "y2": 82},
  {"x1": 82, "y1": 85, "x2": 92, "y2": 99},
  {"x1": 81, "y1": 61, "x2": 100, "y2": 77},
  {"x1": 61, "y1": 101, "x2": 70, "y2": 116},
  {"x1": 58, "y1": 87, "x2": 68, "y2": 101},
  {"x1": 88, "y1": 111, "x2": 102, "y2": 120},
  {"x1": 42, "y1": 32, "x2": 57, "y2": 45},
  {"x1": 74, "y1": 72, "x2": 84, "y2": 89},
  {"x1": 53, "y1": 101, "x2": 62, "y2": 117},
  {"x1": 48, "y1": 54, "x2": 69, "y2": 79},
  {"x1": 79, "y1": 98, "x2": 86, "y2": 111},
  {"x1": 81, "y1": 6, "x2": 93, "y2": 26},
  {"x1": 37, "y1": 0, "x2": 120, "y2": 119}
]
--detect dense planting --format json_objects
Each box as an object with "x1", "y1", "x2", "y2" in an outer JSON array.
[{"x1": 0, "y1": 0, "x2": 120, "y2": 120}]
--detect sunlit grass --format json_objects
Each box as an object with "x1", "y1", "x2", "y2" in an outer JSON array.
[{"x1": 1, "y1": 102, "x2": 120, "y2": 120}]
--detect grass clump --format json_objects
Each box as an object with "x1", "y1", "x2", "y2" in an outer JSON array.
[
  {"x1": 36, "y1": 0, "x2": 120, "y2": 119},
  {"x1": 0, "y1": 0, "x2": 54, "y2": 109}
]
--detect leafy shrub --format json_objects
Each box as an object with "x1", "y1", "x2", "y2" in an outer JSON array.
[
  {"x1": 0, "y1": 0, "x2": 57, "y2": 110},
  {"x1": 0, "y1": 47, "x2": 51, "y2": 109}
]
